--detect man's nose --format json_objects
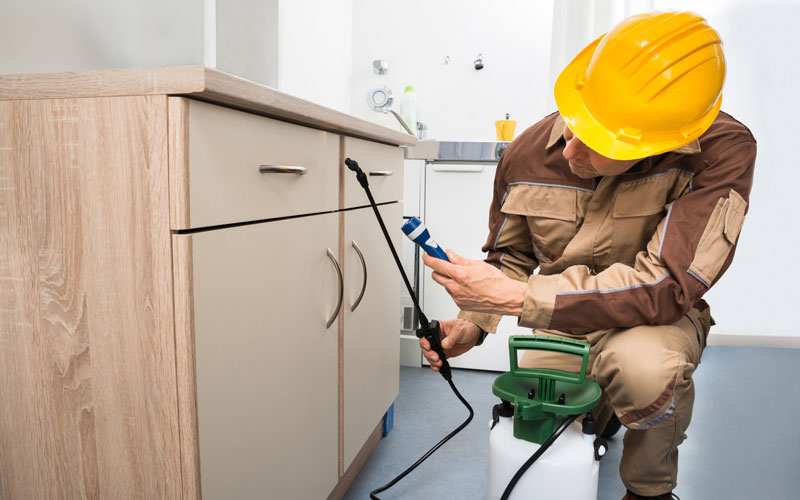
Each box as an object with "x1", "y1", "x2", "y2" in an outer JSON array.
[{"x1": 563, "y1": 135, "x2": 587, "y2": 161}]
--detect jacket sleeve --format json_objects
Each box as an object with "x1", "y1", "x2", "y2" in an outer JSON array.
[
  {"x1": 458, "y1": 154, "x2": 539, "y2": 335},
  {"x1": 519, "y1": 139, "x2": 757, "y2": 331}
]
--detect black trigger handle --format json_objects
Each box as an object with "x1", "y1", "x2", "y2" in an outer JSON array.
[{"x1": 417, "y1": 320, "x2": 451, "y2": 381}]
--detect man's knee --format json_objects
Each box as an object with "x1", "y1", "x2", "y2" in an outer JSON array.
[{"x1": 594, "y1": 325, "x2": 695, "y2": 430}]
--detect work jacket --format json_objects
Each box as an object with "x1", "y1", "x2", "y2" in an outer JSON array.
[{"x1": 460, "y1": 111, "x2": 757, "y2": 335}]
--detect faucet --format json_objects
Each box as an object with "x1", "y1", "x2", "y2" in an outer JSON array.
[{"x1": 388, "y1": 110, "x2": 414, "y2": 136}]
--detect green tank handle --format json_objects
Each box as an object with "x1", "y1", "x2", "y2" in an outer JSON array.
[
  {"x1": 509, "y1": 335, "x2": 590, "y2": 385},
  {"x1": 492, "y1": 335, "x2": 601, "y2": 444}
]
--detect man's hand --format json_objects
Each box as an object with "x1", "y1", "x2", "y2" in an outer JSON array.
[
  {"x1": 423, "y1": 249, "x2": 526, "y2": 316},
  {"x1": 419, "y1": 319, "x2": 482, "y2": 371}
]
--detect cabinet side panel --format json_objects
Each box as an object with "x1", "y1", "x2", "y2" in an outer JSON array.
[
  {"x1": 168, "y1": 97, "x2": 190, "y2": 230},
  {"x1": 172, "y1": 235, "x2": 201, "y2": 500},
  {"x1": 0, "y1": 96, "x2": 181, "y2": 498}
]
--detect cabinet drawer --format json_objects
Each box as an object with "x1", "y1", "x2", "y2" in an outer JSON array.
[
  {"x1": 170, "y1": 98, "x2": 340, "y2": 229},
  {"x1": 343, "y1": 136, "x2": 403, "y2": 209}
]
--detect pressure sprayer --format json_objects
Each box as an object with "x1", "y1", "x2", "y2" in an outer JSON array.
[
  {"x1": 345, "y1": 157, "x2": 607, "y2": 500},
  {"x1": 488, "y1": 336, "x2": 607, "y2": 500}
]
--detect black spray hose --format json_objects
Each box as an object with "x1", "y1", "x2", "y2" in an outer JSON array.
[
  {"x1": 344, "y1": 158, "x2": 471, "y2": 499},
  {"x1": 369, "y1": 378, "x2": 474, "y2": 500},
  {"x1": 500, "y1": 413, "x2": 581, "y2": 500}
]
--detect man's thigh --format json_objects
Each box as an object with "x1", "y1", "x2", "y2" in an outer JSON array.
[{"x1": 519, "y1": 308, "x2": 709, "y2": 427}]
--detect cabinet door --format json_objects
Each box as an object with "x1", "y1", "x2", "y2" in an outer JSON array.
[
  {"x1": 423, "y1": 163, "x2": 530, "y2": 371},
  {"x1": 342, "y1": 204, "x2": 401, "y2": 469},
  {"x1": 187, "y1": 213, "x2": 340, "y2": 499}
]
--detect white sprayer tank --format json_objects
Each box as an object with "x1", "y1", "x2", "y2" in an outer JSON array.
[{"x1": 487, "y1": 416, "x2": 600, "y2": 500}]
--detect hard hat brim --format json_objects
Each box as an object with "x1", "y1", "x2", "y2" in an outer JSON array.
[{"x1": 554, "y1": 35, "x2": 723, "y2": 161}]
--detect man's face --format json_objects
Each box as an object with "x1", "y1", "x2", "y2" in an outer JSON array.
[{"x1": 562, "y1": 125, "x2": 639, "y2": 178}]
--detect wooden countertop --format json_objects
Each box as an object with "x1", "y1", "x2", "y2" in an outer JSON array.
[{"x1": 0, "y1": 65, "x2": 417, "y2": 147}]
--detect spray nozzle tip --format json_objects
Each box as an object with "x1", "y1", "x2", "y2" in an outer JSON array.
[{"x1": 345, "y1": 158, "x2": 360, "y2": 172}]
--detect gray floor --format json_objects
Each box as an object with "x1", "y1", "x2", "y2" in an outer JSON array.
[{"x1": 343, "y1": 346, "x2": 800, "y2": 499}]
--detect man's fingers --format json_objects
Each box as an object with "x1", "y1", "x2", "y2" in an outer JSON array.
[
  {"x1": 446, "y1": 249, "x2": 469, "y2": 265},
  {"x1": 422, "y1": 253, "x2": 459, "y2": 277},
  {"x1": 431, "y1": 271, "x2": 450, "y2": 287},
  {"x1": 423, "y1": 350, "x2": 441, "y2": 368}
]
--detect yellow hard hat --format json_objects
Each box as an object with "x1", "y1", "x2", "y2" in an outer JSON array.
[{"x1": 554, "y1": 11, "x2": 726, "y2": 160}]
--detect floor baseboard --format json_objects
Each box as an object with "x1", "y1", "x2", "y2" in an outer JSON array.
[
  {"x1": 707, "y1": 332, "x2": 800, "y2": 348},
  {"x1": 400, "y1": 334, "x2": 421, "y2": 367}
]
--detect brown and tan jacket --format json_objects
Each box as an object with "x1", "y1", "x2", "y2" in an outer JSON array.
[{"x1": 460, "y1": 111, "x2": 756, "y2": 334}]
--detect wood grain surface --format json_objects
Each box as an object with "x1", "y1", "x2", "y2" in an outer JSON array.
[
  {"x1": 0, "y1": 66, "x2": 416, "y2": 147},
  {"x1": 171, "y1": 236, "x2": 201, "y2": 500},
  {"x1": 0, "y1": 66, "x2": 205, "y2": 101},
  {"x1": 0, "y1": 96, "x2": 181, "y2": 498},
  {"x1": 327, "y1": 422, "x2": 382, "y2": 500},
  {"x1": 168, "y1": 97, "x2": 191, "y2": 230}
]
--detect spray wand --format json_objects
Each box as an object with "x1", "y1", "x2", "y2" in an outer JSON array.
[{"x1": 345, "y1": 158, "x2": 453, "y2": 380}]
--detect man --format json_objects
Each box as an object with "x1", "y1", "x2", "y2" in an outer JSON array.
[{"x1": 419, "y1": 11, "x2": 756, "y2": 500}]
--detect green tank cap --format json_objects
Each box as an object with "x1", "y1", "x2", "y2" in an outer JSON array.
[
  {"x1": 492, "y1": 336, "x2": 602, "y2": 444},
  {"x1": 404, "y1": 85, "x2": 415, "y2": 93}
]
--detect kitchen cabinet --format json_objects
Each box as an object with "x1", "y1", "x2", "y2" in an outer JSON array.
[{"x1": 0, "y1": 66, "x2": 413, "y2": 499}]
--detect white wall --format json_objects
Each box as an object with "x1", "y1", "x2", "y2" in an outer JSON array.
[
  {"x1": 216, "y1": 0, "x2": 279, "y2": 88},
  {"x1": 350, "y1": 0, "x2": 554, "y2": 140},
  {"x1": 278, "y1": 0, "x2": 353, "y2": 112},
  {"x1": 548, "y1": 0, "x2": 654, "y2": 110},
  {"x1": 0, "y1": 0, "x2": 204, "y2": 74},
  {"x1": 652, "y1": 0, "x2": 800, "y2": 337}
]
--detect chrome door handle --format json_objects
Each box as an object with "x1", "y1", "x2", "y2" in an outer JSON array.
[
  {"x1": 327, "y1": 248, "x2": 343, "y2": 329},
  {"x1": 368, "y1": 170, "x2": 394, "y2": 176},
  {"x1": 259, "y1": 165, "x2": 308, "y2": 175},
  {"x1": 351, "y1": 241, "x2": 367, "y2": 312}
]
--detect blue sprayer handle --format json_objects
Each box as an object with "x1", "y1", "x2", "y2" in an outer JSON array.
[{"x1": 401, "y1": 217, "x2": 450, "y2": 262}]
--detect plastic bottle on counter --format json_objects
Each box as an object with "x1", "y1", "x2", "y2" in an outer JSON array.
[{"x1": 399, "y1": 85, "x2": 418, "y2": 136}]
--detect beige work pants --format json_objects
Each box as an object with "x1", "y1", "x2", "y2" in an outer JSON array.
[{"x1": 520, "y1": 307, "x2": 711, "y2": 496}]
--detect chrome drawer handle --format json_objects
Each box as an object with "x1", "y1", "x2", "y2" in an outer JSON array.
[
  {"x1": 259, "y1": 165, "x2": 307, "y2": 175},
  {"x1": 326, "y1": 248, "x2": 343, "y2": 329},
  {"x1": 432, "y1": 164, "x2": 484, "y2": 173},
  {"x1": 368, "y1": 170, "x2": 393, "y2": 176},
  {"x1": 351, "y1": 241, "x2": 367, "y2": 312}
]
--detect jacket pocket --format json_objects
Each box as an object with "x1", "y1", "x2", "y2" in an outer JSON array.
[
  {"x1": 501, "y1": 184, "x2": 579, "y2": 262},
  {"x1": 688, "y1": 189, "x2": 747, "y2": 287},
  {"x1": 612, "y1": 169, "x2": 693, "y2": 218},
  {"x1": 502, "y1": 184, "x2": 576, "y2": 221},
  {"x1": 611, "y1": 173, "x2": 690, "y2": 266}
]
